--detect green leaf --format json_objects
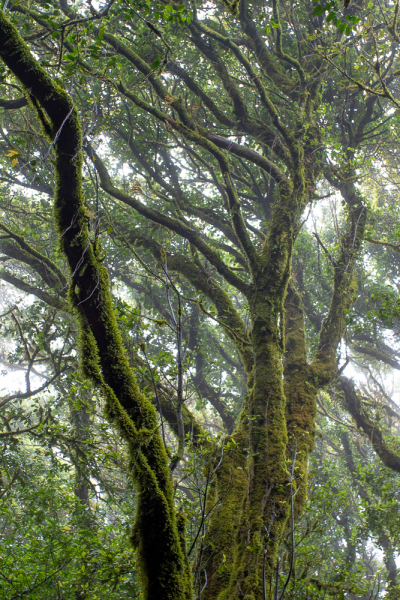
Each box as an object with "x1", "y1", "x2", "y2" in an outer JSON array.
[{"x1": 312, "y1": 5, "x2": 325, "y2": 16}]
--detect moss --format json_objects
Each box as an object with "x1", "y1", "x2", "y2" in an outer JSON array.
[
  {"x1": 311, "y1": 271, "x2": 358, "y2": 385},
  {"x1": 201, "y1": 418, "x2": 249, "y2": 600},
  {"x1": 205, "y1": 282, "x2": 294, "y2": 598},
  {"x1": 67, "y1": 252, "x2": 191, "y2": 599},
  {"x1": 177, "y1": 511, "x2": 193, "y2": 598},
  {"x1": 220, "y1": 0, "x2": 240, "y2": 15},
  {"x1": 284, "y1": 282, "x2": 316, "y2": 519},
  {"x1": 228, "y1": 304, "x2": 290, "y2": 599}
]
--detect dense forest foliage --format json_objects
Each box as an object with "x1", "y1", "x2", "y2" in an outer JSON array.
[{"x1": 1, "y1": 0, "x2": 400, "y2": 598}]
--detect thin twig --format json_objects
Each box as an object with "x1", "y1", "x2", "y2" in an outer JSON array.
[{"x1": 313, "y1": 232, "x2": 337, "y2": 268}]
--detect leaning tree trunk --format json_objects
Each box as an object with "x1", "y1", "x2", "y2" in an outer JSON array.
[{"x1": 0, "y1": 11, "x2": 192, "y2": 600}]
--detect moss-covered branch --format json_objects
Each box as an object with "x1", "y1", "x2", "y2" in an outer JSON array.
[
  {"x1": 0, "y1": 96, "x2": 27, "y2": 109},
  {"x1": 114, "y1": 128, "x2": 247, "y2": 250},
  {"x1": 117, "y1": 228, "x2": 253, "y2": 374},
  {"x1": 311, "y1": 174, "x2": 367, "y2": 385},
  {"x1": 238, "y1": 2, "x2": 298, "y2": 96},
  {"x1": 192, "y1": 18, "x2": 300, "y2": 167},
  {"x1": 165, "y1": 61, "x2": 236, "y2": 128}
]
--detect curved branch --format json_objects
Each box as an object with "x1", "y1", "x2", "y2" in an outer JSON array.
[
  {"x1": 117, "y1": 229, "x2": 253, "y2": 374},
  {"x1": 351, "y1": 345, "x2": 400, "y2": 371},
  {"x1": 0, "y1": 222, "x2": 67, "y2": 288},
  {"x1": 206, "y1": 134, "x2": 287, "y2": 183},
  {"x1": 192, "y1": 19, "x2": 298, "y2": 162},
  {"x1": 238, "y1": 3, "x2": 297, "y2": 96},
  {"x1": 114, "y1": 127, "x2": 245, "y2": 250},
  {"x1": 366, "y1": 237, "x2": 400, "y2": 252},
  {"x1": 0, "y1": 96, "x2": 27, "y2": 109},
  {"x1": 165, "y1": 60, "x2": 236, "y2": 129},
  {"x1": 0, "y1": 372, "x2": 60, "y2": 409},
  {"x1": 89, "y1": 147, "x2": 251, "y2": 295},
  {"x1": 0, "y1": 270, "x2": 69, "y2": 311},
  {"x1": 340, "y1": 376, "x2": 400, "y2": 474}
]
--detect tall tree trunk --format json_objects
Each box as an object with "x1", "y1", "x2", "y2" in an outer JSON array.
[{"x1": 0, "y1": 11, "x2": 192, "y2": 600}]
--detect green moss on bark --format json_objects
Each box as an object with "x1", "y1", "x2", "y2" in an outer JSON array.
[
  {"x1": 202, "y1": 419, "x2": 249, "y2": 600},
  {"x1": 284, "y1": 282, "x2": 316, "y2": 518}
]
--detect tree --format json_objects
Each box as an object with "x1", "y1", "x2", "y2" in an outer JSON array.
[{"x1": 1, "y1": 0, "x2": 400, "y2": 598}]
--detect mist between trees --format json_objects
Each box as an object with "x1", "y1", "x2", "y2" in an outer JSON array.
[{"x1": 1, "y1": 0, "x2": 400, "y2": 598}]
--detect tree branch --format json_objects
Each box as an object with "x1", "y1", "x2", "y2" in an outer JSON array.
[{"x1": 88, "y1": 146, "x2": 251, "y2": 295}]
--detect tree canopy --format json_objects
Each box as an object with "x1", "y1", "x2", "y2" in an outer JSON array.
[{"x1": 1, "y1": 0, "x2": 400, "y2": 598}]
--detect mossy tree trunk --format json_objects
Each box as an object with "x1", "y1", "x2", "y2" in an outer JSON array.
[
  {"x1": 201, "y1": 179, "x2": 315, "y2": 599},
  {"x1": 0, "y1": 10, "x2": 192, "y2": 600},
  {"x1": 199, "y1": 166, "x2": 369, "y2": 599}
]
